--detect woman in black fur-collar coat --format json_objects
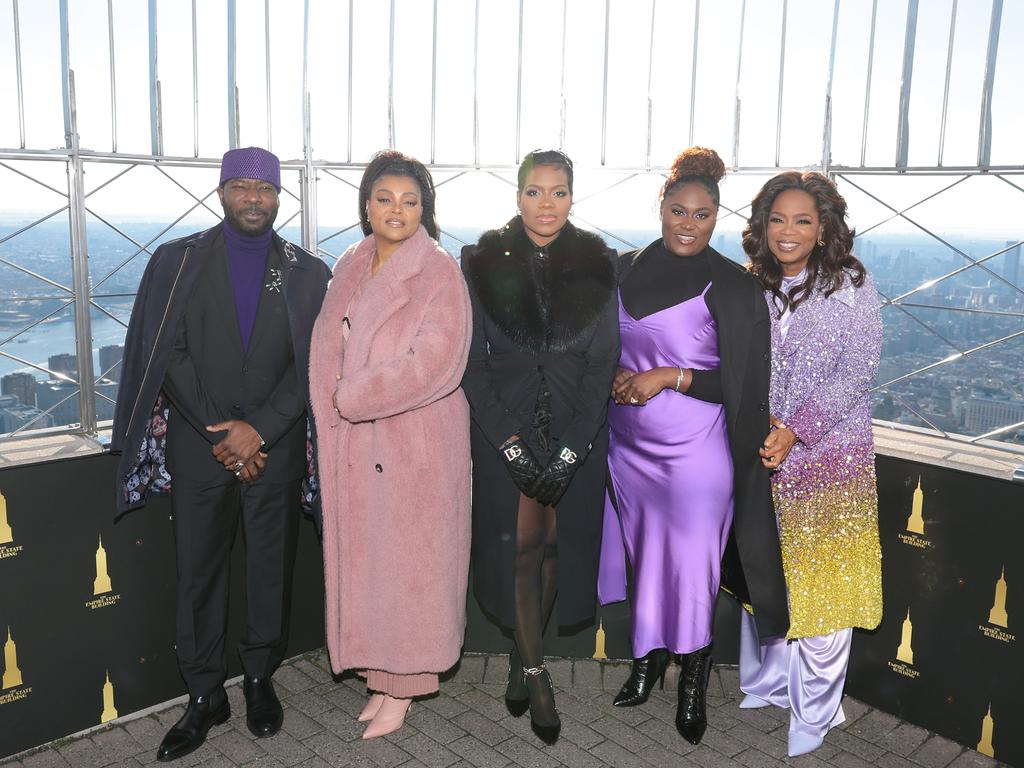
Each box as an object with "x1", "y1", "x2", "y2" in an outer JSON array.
[{"x1": 461, "y1": 150, "x2": 619, "y2": 743}]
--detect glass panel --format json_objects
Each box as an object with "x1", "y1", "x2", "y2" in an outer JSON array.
[
  {"x1": 988, "y1": 0, "x2": 1023, "y2": 166},
  {"x1": 776, "y1": 0, "x2": 833, "y2": 168},
  {"x1": 736, "y1": 0, "x2": 784, "y2": 167},
  {"x1": 939, "y1": 0, "x2": 992, "y2": 167}
]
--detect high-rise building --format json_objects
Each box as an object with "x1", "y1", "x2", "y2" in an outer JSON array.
[
  {"x1": 48, "y1": 353, "x2": 78, "y2": 380},
  {"x1": 99, "y1": 344, "x2": 124, "y2": 383},
  {"x1": 1, "y1": 371, "x2": 37, "y2": 407},
  {"x1": 0, "y1": 394, "x2": 52, "y2": 434}
]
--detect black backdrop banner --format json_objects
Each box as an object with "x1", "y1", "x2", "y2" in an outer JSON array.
[
  {"x1": 0, "y1": 451, "x2": 1020, "y2": 763},
  {"x1": 847, "y1": 455, "x2": 1022, "y2": 766},
  {"x1": 0, "y1": 453, "x2": 325, "y2": 759}
]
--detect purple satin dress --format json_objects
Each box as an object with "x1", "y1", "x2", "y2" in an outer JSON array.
[{"x1": 598, "y1": 284, "x2": 734, "y2": 657}]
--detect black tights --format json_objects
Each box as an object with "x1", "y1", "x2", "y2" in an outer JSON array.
[{"x1": 513, "y1": 494, "x2": 558, "y2": 669}]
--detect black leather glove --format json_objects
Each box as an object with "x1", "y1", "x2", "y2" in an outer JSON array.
[
  {"x1": 531, "y1": 445, "x2": 580, "y2": 506},
  {"x1": 499, "y1": 436, "x2": 543, "y2": 497}
]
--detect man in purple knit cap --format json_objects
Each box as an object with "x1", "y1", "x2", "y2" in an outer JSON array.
[{"x1": 112, "y1": 147, "x2": 331, "y2": 762}]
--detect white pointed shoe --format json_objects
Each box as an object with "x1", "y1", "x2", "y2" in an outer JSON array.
[
  {"x1": 357, "y1": 693, "x2": 385, "y2": 723},
  {"x1": 361, "y1": 695, "x2": 412, "y2": 739}
]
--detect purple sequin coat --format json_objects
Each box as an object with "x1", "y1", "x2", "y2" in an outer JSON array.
[{"x1": 768, "y1": 270, "x2": 883, "y2": 639}]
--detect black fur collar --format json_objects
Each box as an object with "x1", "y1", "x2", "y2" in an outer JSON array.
[{"x1": 465, "y1": 217, "x2": 615, "y2": 353}]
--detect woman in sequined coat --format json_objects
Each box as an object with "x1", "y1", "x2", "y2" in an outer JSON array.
[{"x1": 738, "y1": 171, "x2": 883, "y2": 758}]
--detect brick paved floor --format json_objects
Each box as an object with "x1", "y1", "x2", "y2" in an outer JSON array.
[{"x1": 1, "y1": 651, "x2": 1005, "y2": 768}]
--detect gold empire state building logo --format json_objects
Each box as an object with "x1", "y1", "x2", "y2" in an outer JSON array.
[
  {"x1": 977, "y1": 704, "x2": 995, "y2": 757},
  {"x1": 2, "y1": 627, "x2": 22, "y2": 689},
  {"x1": 94, "y1": 536, "x2": 112, "y2": 595},
  {"x1": 593, "y1": 620, "x2": 608, "y2": 660},
  {"x1": 989, "y1": 568, "x2": 1008, "y2": 627},
  {"x1": 100, "y1": 670, "x2": 118, "y2": 723},
  {"x1": 906, "y1": 477, "x2": 924, "y2": 534},
  {"x1": 897, "y1": 608, "x2": 914, "y2": 664},
  {"x1": 0, "y1": 490, "x2": 12, "y2": 544}
]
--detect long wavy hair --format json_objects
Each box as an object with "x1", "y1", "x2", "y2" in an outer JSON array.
[
  {"x1": 742, "y1": 171, "x2": 864, "y2": 314},
  {"x1": 358, "y1": 150, "x2": 439, "y2": 239}
]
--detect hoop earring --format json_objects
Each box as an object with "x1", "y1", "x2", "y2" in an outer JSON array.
[{"x1": 817, "y1": 238, "x2": 825, "y2": 247}]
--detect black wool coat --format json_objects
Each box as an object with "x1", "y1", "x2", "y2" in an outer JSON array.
[
  {"x1": 461, "y1": 218, "x2": 620, "y2": 630},
  {"x1": 621, "y1": 242, "x2": 790, "y2": 640}
]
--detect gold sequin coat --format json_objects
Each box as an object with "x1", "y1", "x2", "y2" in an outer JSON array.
[{"x1": 768, "y1": 270, "x2": 883, "y2": 639}]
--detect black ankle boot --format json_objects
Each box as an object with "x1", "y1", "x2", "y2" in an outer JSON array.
[
  {"x1": 613, "y1": 648, "x2": 669, "y2": 707},
  {"x1": 676, "y1": 645, "x2": 712, "y2": 745},
  {"x1": 243, "y1": 675, "x2": 283, "y2": 738},
  {"x1": 524, "y1": 664, "x2": 561, "y2": 745},
  {"x1": 505, "y1": 643, "x2": 529, "y2": 716},
  {"x1": 156, "y1": 688, "x2": 230, "y2": 762}
]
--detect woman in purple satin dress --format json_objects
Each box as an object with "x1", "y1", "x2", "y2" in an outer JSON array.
[{"x1": 598, "y1": 148, "x2": 789, "y2": 745}]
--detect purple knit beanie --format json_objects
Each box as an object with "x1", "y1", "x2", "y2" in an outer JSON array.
[{"x1": 219, "y1": 147, "x2": 281, "y2": 191}]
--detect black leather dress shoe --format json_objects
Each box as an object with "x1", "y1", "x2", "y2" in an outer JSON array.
[
  {"x1": 156, "y1": 688, "x2": 230, "y2": 762},
  {"x1": 613, "y1": 648, "x2": 669, "y2": 707},
  {"x1": 243, "y1": 675, "x2": 283, "y2": 738}
]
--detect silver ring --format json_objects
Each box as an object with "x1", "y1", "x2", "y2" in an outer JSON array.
[
  {"x1": 629, "y1": 397, "x2": 638, "y2": 404},
  {"x1": 233, "y1": 461, "x2": 244, "y2": 471},
  {"x1": 234, "y1": 469, "x2": 243, "y2": 477}
]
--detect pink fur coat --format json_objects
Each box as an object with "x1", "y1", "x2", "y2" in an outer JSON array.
[{"x1": 309, "y1": 226, "x2": 472, "y2": 676}]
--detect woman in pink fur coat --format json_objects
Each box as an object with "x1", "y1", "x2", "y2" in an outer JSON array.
[{"x1": 309, "y1": 151, "x2": 472, "y2": 740}]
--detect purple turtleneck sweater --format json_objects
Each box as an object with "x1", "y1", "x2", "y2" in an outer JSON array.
[{"x1": 223, "y1": 221, "x2": 271, "y2": 352}]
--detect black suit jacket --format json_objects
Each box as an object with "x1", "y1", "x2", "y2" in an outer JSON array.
[
  {"x1": 164, "y1": 233, "x2": 305, "y2": 484},
  {"x1": 622, "y1": 243, "x2": 790, "y2": 640},
  {"x1": 111, "y1": 224, "x2": 332, "y2": 514}
]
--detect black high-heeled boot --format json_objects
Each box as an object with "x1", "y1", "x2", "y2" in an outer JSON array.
[
  {"x1": 505, "y1": 643, "x2": 529, "y2": 716},
  {"x1": 524, "y1": 664, "x2": 561, "y2": 744},
  {"x1": 676, "y1": 644, "x2": 712, "y2": 745},
  {"x1": 613, "y1": 648, "x2": 669, "y2": 707}
]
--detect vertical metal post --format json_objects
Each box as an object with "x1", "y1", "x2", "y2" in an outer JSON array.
[
  {"x1": 859, "y1": 0, "x2": 878, "y2": 167},
  {"x1": 148, "y1": 0, "x2": 161, "y2": 155},
  {"x1": 59, "y1": 0, "x2": 72, "y2": 145},
  {"x1": 387, "y1": 0, "x2": 396, "y2": 148},
  {"x1": 600, "y1": 0, "x2": 610, "y2": 165},
  {"x1": 688, "y1": 0, "x2": 700, "y2": 146},
  {"x1": 644, "y1": 0, "x2": 657, "y2": 171},
  {"x1": 67, "y1": 73, "x2": 97, "y2": 434},
  {"x1": 977, "y1": 0, "x2": 1003, "y2": 167},
  {"x1": 227, "y1": 0, "x2": 238, "y2": 149},
  {"x1": 12, "y1": 0, "x2": 25, "y2": 149},
  {"x1": 106, "y1": 0, "x2": 117, "y2": 152},
  {"x1": 514, "y1": 0, "x2": 524, "y2": 162},
  {"x1": 347, "y1": 0, "x2": 354, "y2": 162},
  {"x1": 430, "y1": 0, "x2": 438, "y2": 164},
  {"x1": 895, "y1": 0, "x2": 919, "y2": 168},
  {"x1": 820, "y1": 0, "x2": 840, "y2": 174},
  {"x1": 774, "y1": 0, "x2": 788, "y2": 167},
  {"x1": 558, "y1": 0, "x2": 568, "y2": 150},
  {"x1": 300, "y1": 104, "x2": 318, "y2": 254},
  {"x1": 301, "y1": 0, "x2": 317, "y2": 253},
  {"x1": 192, "y1": 0, "x2": 199, "y2": 157},
  {"x1": 473, "y1": 0, "x2": 480, "y2": 167},
  {"x1": 732, "y1": 0, "x2": 746, "y2": 169},
  {"x1": 59, "y1": 5, "x2": 97, "y2": 434},
  {"x1": 937, "y1": 0, "x2": 958, "y2": 166},
  {"x1": 265, "y1": 0, "x2": 273, "y2": 151}
]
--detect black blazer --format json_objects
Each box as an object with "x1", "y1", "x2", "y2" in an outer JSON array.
[
  {"x1": 164, "y1": 234, "x2": 305, "y2": 484},
  {"x1": 622, "y1": 243, "x2": 790, "y2": 640},
  {"x1": 111, "y1": 224, "x2": 331, "y2": 513}
]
